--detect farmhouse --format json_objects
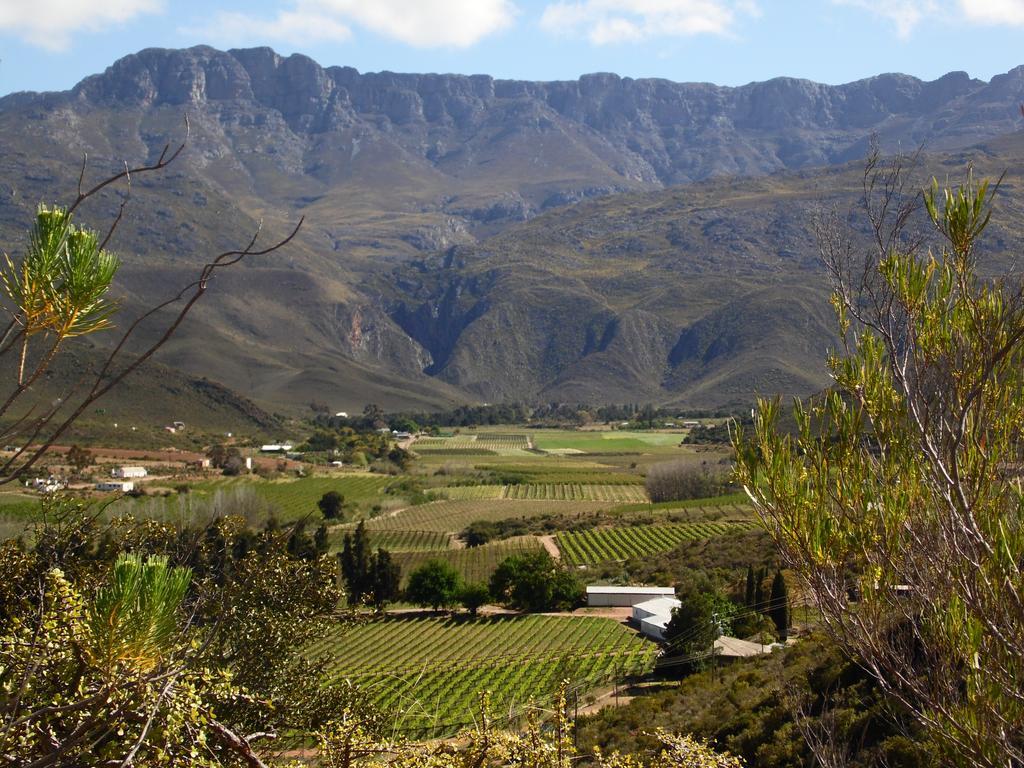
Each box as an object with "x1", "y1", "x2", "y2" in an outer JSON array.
[
  {"x1": 586, "y1": 585, "x2": 675, "y2": 607},
  {"x1": 112, "y1": 466, "x2": 147, "y2": 479},
  {"x1": 631, "y1": 596, "x2": 682, "y2": 640},
  {"x1": 96, "y1": 480, "x2": 134, "y2": 492}
]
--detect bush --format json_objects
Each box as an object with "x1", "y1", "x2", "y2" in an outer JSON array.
[
  {"x1": 489, "y1": 551, "x2": 582, "y2": 612},
  {"x1": 644, "y1": 461, "x2": 724, "y2": 503},
  {"x1": 406, "y1": 559, "x2": 463, "y2": 611},
  {"x1": 459, "y1": 582, "x2": 490, "y2": 615}
]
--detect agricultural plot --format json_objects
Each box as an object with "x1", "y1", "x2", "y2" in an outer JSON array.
[
  {"x1": 392, "y1": 536, "x2": 544, "y2": 587},
  {"x1": 476, "y1": 465, "x2": 645, "y2": 486},
  {"x1": 532, "y1": 430, "x2": 684, "y2": 454},
  {"x1": 502, "y1": 484, "x2": 648, "y2": 503},
  {"x1": 434, "y1": 485, "x2": 506, "y2": 501},
  {"x1": 413, "y1": 434, "x2": 531, "y2": 456},
  {"x1": 308, "y1": 614, "x2": 656, "y2": 737},
  {"x1": 557, "y1": 521, "x2": 758, "y2": 565},
  {"x1": 364, "y1": 529, "x2": 451, "y2": 552},
  {"x1": 363, "y1": 499, "x2": 608, "y2": 532},
  {"x1": 253, "y1": 475, "x2": 392, "y2": 520}
]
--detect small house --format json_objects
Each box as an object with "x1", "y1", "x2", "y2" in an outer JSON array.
[
  {"x1": 112, "y1": 466, "x2": 147, "y2": 479},
  {"x1": 631, "y1": 596, "x2": 682, "y2": 641},
  {"x1": 96, "y1": 481, "x2": 134, "y2": 492}
]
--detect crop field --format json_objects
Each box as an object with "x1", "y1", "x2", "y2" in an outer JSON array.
[
  {"x1": 476, "y1": 465, "x2": 645, "y2": 485},
  {"x1": 434, "y1": 485, "x2": 506, "y2": 500},
  {"x1": 392, "y1": 536, "x2": 544, "y2": 587},
  {"x1": 557, "y1": 521, "x2": 759, "y2": 565},
  {"x1": 413, "y1": 434, "x2": 531, "y2": 455},
  {"x1": 363, "y1": 499, "x2": 608, "y2": 532},
  {"x1": 502, "y1": 484, "x2": 648, "y2": 503},
  {"x1": 364, "y1": 529, "x2": 452, "y2": 552},
  {"x1": 531, "y1": 430, "x2": 685, "y2": 454},
  {"x1": 308, "y1": 614, "x2": 656, "y2": 736}
]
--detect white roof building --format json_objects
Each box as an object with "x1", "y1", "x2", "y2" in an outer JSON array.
[
  {"x1": 586, "y1": 585, "x2": 676, "y2": 607},
  {"x1": 631, "y1": 596, "x2": 681, "y2": 640},
  {"x1": 97, "y1": 480, "x2": 134, "y2": 492},
  {"x1": 112, "y1": 466, "x2": 147, "y2": 478}
]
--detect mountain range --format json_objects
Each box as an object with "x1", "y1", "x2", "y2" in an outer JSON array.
[{"x1": 2, "y1": 46, "x2": 1024, "y2": 413}]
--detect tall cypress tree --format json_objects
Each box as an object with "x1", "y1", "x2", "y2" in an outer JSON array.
[
  {"x1": 339, "y1": 521, "x2": 372, "y2": 603},
  {"x1": 371, "y1": 548, "x2": 401, "y2": 611},
  {"x1": 744, "y1": 564, "x2": 756, "y2": 607},
  {"x1": 754, "y1": 566, "x2": 767, "y2": 611},
  {"x1": 769, "y1": 570, "x2": 789, "y2": 641}
]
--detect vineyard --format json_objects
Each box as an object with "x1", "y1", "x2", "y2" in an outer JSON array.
[
  {"x1": 413, "y1": 434, "x2": 531, "y2": 455},
  {"x1": 435, "y1": 485, "x2": 506, "y2": 501},
  {"x1": 364, "y1": 529, "x2": 451, "y2": 552},
  {"x1": 502, "y1": 484, "x2": 648, "y2": 503},
  {"x1": 557, "y1": 521, "x2": 758, "y2": 565},
  {"x1": 308, "y1": 614, "x2": 656, "y2": 736},
  {"x1": 392, "y1": 536, "x2": 544, "y2": 587},
  {"x1": 362, "y1": 499, "x2": 608, "y2": 532}
]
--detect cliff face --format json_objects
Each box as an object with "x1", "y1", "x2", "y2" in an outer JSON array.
[
  {"x1": 2, "y1": 47, "x2": 1024, "y2": 410},
  {"x1": 57, "y1": 46, "x2": 1024, "y2": 187}
]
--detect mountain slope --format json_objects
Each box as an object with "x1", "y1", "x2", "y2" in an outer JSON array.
[{"x1": 2, "y1": 48, "x2": 1024, "y2": 410}]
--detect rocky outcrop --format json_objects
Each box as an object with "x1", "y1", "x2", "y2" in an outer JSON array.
[{"x1": 37, "y1": 46, "x2": 1024, "y2": 187}]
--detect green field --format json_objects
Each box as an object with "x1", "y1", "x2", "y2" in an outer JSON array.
[
  {"x1": 361, "y1": 499, "x2": 609, "y2": 532},
  {"x1": 308, "y1": 614, "x2": 656, "y2": 737},
  {"x1": 557, "y1": 521, "x2": 758, "y2": 565},
  {"x1": 531, "y1": 430, "x2": 685, "y2": 454},
  {"x1": 502, "y1": 483, "x2": 648, "y2": 503},
  {"x1": 363, "y1": 529, "x2": 452, "y2": 552},
  {"x1": 413, "y1": 434, "x2": 532, "y2": 456},
  {"x1": 392, "y1": 536, "x2": 544, "y2": 587}
]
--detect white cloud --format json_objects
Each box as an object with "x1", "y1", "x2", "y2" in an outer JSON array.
[
  {"x1": 189, "y1": 0, "x2": 516, "y2": 49},
  {"x1": 539, "y1": 0, "x2": 759, "y2": 45},
  {"x1": 318, "y1": 0, "x2": 516, "y2": 48},
  {"x1": 831, "y1": 0, "x2": 937, "y2": 39},
  {"x1": 189, "y1": 5, "x2": 352, "y2": 47},
  {"x1": 0, "y1": 0, "x2": 162, "y2": 50},
  {"x1": 958, "y1": 0, "x2": 1024, "y2": 25}
]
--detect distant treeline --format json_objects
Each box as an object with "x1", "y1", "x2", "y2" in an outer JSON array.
[{"x1": 374, "y1": 402, "x2": 745, "y2": 429}]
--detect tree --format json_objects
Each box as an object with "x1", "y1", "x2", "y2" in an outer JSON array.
[
  {"x1": 66, "y1": 444, "x2": 92, "y2": 475},
  {"x1": 744, "y1": 564, "x2": 756, "y2": 608},
  {"x1": 768, "y1": 570, "x2": 789, "y2": 642},
  {"x1": 339, "y1": 520, "x2": 371, "y2": 603},
  {"x1": 405, "y1": 559, "x2": 463, "y2": 611},
  {"x1": 459, "y1": 582, "x2": 490, "y2": 616},
  {"x1": 663, "y1": 589, "x2": 733, "y2": 661},
  {"x1": 369, "y1": 547, "x2": 401, "y2": 611},
  {"x1": 735, "y1": 155, "x2": 1024, "y2": 767},
  {"x1": 0, "y1": 133, "x2": 301, "y2": 483},
  {"x1": 318, "y1": 490, "x2": 346, "y2": 520},
  {"x1": 488, "y1": 551, "x2": 582, "y2": 612},
  {"x1": 461, "y1": 520, "x2": 498, "y2": 547}
]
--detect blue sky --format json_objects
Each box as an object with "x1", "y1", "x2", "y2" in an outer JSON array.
[{"x1": 2, "y1": 0, "x2": 1024, "y2": 96}]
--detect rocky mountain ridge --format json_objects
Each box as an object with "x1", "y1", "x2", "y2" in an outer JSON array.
[{"x1": 2, "y1": 47, "x2": 1024, "y2": 411}]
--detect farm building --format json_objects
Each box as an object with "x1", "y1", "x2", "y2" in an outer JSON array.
[
  {"x1": 631, "y1": 596, "x2": 681, "y2": 640},
  {"x1": 713, "y1": 636, "x2": 777, "y2": 658},
  {"x1": 111, "y1": 466, "x2": 147, "y2": 479},
  {"x1": 586, "y1": 585, "x2": 675, "y2": 607},
  {"x1": 260, "y1": 443, "x2": 293, "y2": 453},
  {"x1": 96, "y1": 481, "x2": 134, "y2": 492}
]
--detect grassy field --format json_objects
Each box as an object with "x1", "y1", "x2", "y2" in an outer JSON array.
[
  {"x1": 413, "y1": 434, "x2": 532, "y2": 456},
  {"x1": 308, "y1": 614, "x2": 657, "y2": 737},
  {"x1": 557, "y1": 521, "x2": 758, "y2": 566},
  {"x1": 531, "y1": 430, "x2": 684, "y2": 454},
  {"x1": 391, "y1": 536, "x2": 544, "y2": 588},
  {"x1": 361, "y1": 499, "x2": 609, "y2": 533}
]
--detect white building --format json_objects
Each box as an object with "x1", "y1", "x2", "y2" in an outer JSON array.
[
  {"x1": 260, "y1": 444, "x2": 293, "y2": 453},
  {"x1": 112, "y1": 466, "x2": 147, "y2": 479},
  {"x1": 586, "y1": 585, "x2": 676, "y2": 608},
  {"x1": 96, "y1": 481, "x2": 134, "y2": 492},
  {"x1": 631, "y1": 596, "x2": 682, "y2": 640}
]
